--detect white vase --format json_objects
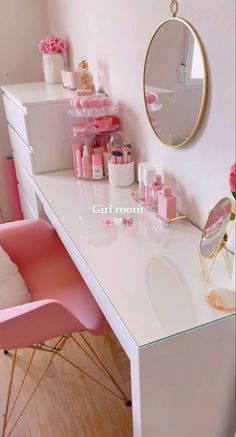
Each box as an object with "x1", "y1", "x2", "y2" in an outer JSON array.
[{"x1": 42, "y1": 53, "x2": 65, "y2": 84}]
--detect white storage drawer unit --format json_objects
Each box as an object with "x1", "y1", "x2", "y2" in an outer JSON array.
[{"x1": 1, "y1": 82, "x2": 75, "y2": 219}]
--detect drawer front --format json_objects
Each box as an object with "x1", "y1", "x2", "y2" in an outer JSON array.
[
  {"x1": 8, "y1": 125, "x2": 34, "y2": 176},
  {"x1": 3, "y1": 95, "x2": 30, "y2": 144},
  {"x1": 14, "y1": 158, "x2": 38, "y2": 214},
  {"x1": 18, "y1": 186, "x2": 38, "y2": 220}
]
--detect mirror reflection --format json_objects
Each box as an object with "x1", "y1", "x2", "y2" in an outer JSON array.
[
  {"x1": 200, "y1": 198, "x2": 232, "y2": 259},
  {"x1": 144, "y1": 18, "x2": 207, "y2": 147}
]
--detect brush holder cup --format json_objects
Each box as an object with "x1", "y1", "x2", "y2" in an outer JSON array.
[{"x1": 108, "y1": 161, "x2": 134, "y2": 187}]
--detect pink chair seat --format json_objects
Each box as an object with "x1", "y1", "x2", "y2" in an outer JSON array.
[{"x1": 0, "y1": 220, "x2": 106, "y2": 350}]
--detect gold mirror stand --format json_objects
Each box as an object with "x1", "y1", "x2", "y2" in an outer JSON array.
[{"x1": 199, "y1": 235, "x2": 232, "y2": 282}]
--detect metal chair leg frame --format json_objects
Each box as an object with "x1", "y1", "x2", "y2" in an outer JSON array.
[
  {"x1": 2, "y1": 350, "x2": 17, "y2": 437},
  {"x1": 2, "y1": 342, "x2": 59, "y2": 437},
  {"x1": 71, "y1": 333, "x2": 129, "y2": 402},
  {"x1": 1, "y1": 333, "x2": 131, "y2": 436}
]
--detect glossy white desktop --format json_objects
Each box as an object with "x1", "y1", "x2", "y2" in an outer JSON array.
[{"x1": 33, "y1": 170, "x2": 235, "y2": 437}]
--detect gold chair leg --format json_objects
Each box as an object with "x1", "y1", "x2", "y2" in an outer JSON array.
[
  {"x1": 64, "y1": 333, "x2": 131, "y2": 404},
  {"x1": 1, "y1": 338, "x2": 62, "y2": 437},
  {"x1": 1, "y1": 333, "x2": 131, "y2": 436},
  {"x1": 73, "y1": 333, "x2": 129, "y2": 401},
  {"x1": 2, "y1": 350, "x2": 17, "y2": 437}
]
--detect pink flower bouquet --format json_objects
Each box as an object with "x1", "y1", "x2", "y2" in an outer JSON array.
[
  {"x1": 229, "y1": 163, "x2": 236, "y2": 200},
  {"x1": 229, "y1": 163, "x2": 236, "y2": 221},
  {"x1": 39, "y1": 35, "x2": 67, "y2": 54}
]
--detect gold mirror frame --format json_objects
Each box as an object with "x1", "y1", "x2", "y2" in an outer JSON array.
[{"x1": 143, "y1": 16, "x2": 208, "y2": 148}]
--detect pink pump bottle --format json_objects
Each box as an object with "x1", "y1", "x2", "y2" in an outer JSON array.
[{"x1": 158, "y1": 186, "x2": 176, "y2": 220}]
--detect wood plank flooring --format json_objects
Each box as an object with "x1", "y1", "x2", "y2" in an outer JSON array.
[{"x1": 0, "y1": 326, "x2": 132, "y2": 437}]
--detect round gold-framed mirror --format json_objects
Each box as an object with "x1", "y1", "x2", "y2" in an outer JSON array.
[{"x1": 144, "y1": 16, "x2": 208, "y2": 148}]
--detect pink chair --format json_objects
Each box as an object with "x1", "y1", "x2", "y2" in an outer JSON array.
[{"x1": 0, "y1": 220, "x2": 130, "y2": 437}]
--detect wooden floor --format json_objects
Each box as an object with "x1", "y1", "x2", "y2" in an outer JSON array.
[{"x1": 0, "y1": 326, "x2": 132, "y2": 437}]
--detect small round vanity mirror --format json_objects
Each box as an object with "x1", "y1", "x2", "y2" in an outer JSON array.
[
  {"x1": 144, "y1": 17, "x2": 208, "y2": 147},
  {"x1": 200, "y1": 198, "x2": 232, "y2": 259}
]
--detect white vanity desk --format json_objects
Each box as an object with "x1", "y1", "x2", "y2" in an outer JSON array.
[{"x1": 33, "y1": 170, "x2": 235, "y2": 437}]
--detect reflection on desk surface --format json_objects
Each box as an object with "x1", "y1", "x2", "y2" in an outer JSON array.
[{"x1": 33, "y1": 170, "x2": 235, "y2": 347}]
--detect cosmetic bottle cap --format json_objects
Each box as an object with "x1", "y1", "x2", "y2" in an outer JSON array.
[
  {"x1": 163, "y1": 186, "x2": 172, "y2": 196},
  {"x1": 92, "y1": 153, "x2": 102, "y2": 165},
  {"x1": 138, "y1": 162, "x2": 148, "y2": 182},
  {"x1": 155, "y1": 175, "x2": 162, "y2": 185},
  {"x1": 143, "y1": 167, "x2": 156, "y2": 187}
]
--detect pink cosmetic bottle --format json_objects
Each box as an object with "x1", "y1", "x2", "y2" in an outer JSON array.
[
  {"x1": 91, "y1": 153, "x2": 103, "y2": 179},
  {"x1": 152, "y1": 174, "x2": 163, "y2": 210},
  {"x1": 138, "y1": 162, "x2": 148, "y2": 201},
  {"x1": 103, "y1": 145, "x2": 109, "y2": 176},
  {"x1": 143, "y1": 167, "x2": 156, "y2": 205},
  {"x1": 158, "y1": 186, "x2": 176, "y2": 220},
  {"x1": 82, "y1": 145, "x2": 91, "y2": 179}
]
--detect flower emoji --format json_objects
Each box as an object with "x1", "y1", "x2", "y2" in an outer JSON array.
[{"x1": 103, "y1": 217, "x2": 113, "y2": 227}]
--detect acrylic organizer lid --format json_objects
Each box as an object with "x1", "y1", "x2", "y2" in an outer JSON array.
[{"x1": 68, "y1": 94, "x2": 119, "y2": 119}]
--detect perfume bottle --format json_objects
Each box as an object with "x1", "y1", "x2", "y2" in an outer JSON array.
[
  {"x1": 158, "y1": 186, "x2": 176, "y2": 220},
  {"x1": 152, "y1": 175, "x2": 163, "y2": 210},
  {"x1": 138, "y1": 162, "x2": 148, "y2": 201},
  {"x1": 143, "y1": 166, "x2": 156, "y2": 205}
]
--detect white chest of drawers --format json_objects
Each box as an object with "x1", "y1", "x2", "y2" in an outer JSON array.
[{"x1": 1, "y1": 82, "x2": 75, "y2": 219}]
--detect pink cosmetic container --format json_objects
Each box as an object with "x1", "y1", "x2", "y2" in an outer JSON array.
[
  {"x1": 152, "y1": 174, "x2": 163, "y2": 209},
  {"x1": 158, "y1": 186, "x2": 176, "y2": 220},
  {"x1": 72, "y1": 123, "x2": 87, "y2": 137},
  {"x1": 91, "y1": 153, "x2": 103, "y2": 179},
  {"x1": 110, "y1": 151, "x2": 117, "y2": 164},
  {"x1": 82, "y1": 145, "x2": 91, "y2": 178},
  {"x1": 117, "y1": 151, "x2": 122, "y2": 164},
  {"x1": 72, "y1": 143, "x2": 83, "y2": 177},
  {"x1": 138, "y1": 162, "x2": 148, "y2": 201},
  {"x1": 93, "y1": 116, "x2": 113, "y2": 131},
  {"x1": 143, "y1": 167, "x2": 156, "y2": 205},
  {"x1": 122, "y1": 150, "x2": 128, "y2": 164}
]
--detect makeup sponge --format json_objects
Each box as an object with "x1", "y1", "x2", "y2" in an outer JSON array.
[
  {"x1": 80, "y1": 98, "x2": 92, "y2": 109},
  {"x1": 92, "y1": 98, "x2": 103, "y2": 109},
  {"x1": 101, "y1": 96, "x2": 112, "y2": 107},
  {"x1": 73, "y1": 98, "x2": 82, "y2": 109}
]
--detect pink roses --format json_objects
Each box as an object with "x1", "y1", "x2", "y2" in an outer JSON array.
[
  {"x1": 39, "y1": 35, "x2": 67, "y2": 54},
  {"x1": 229, "y1": 163, "x2": 236, "y2": 199}
]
